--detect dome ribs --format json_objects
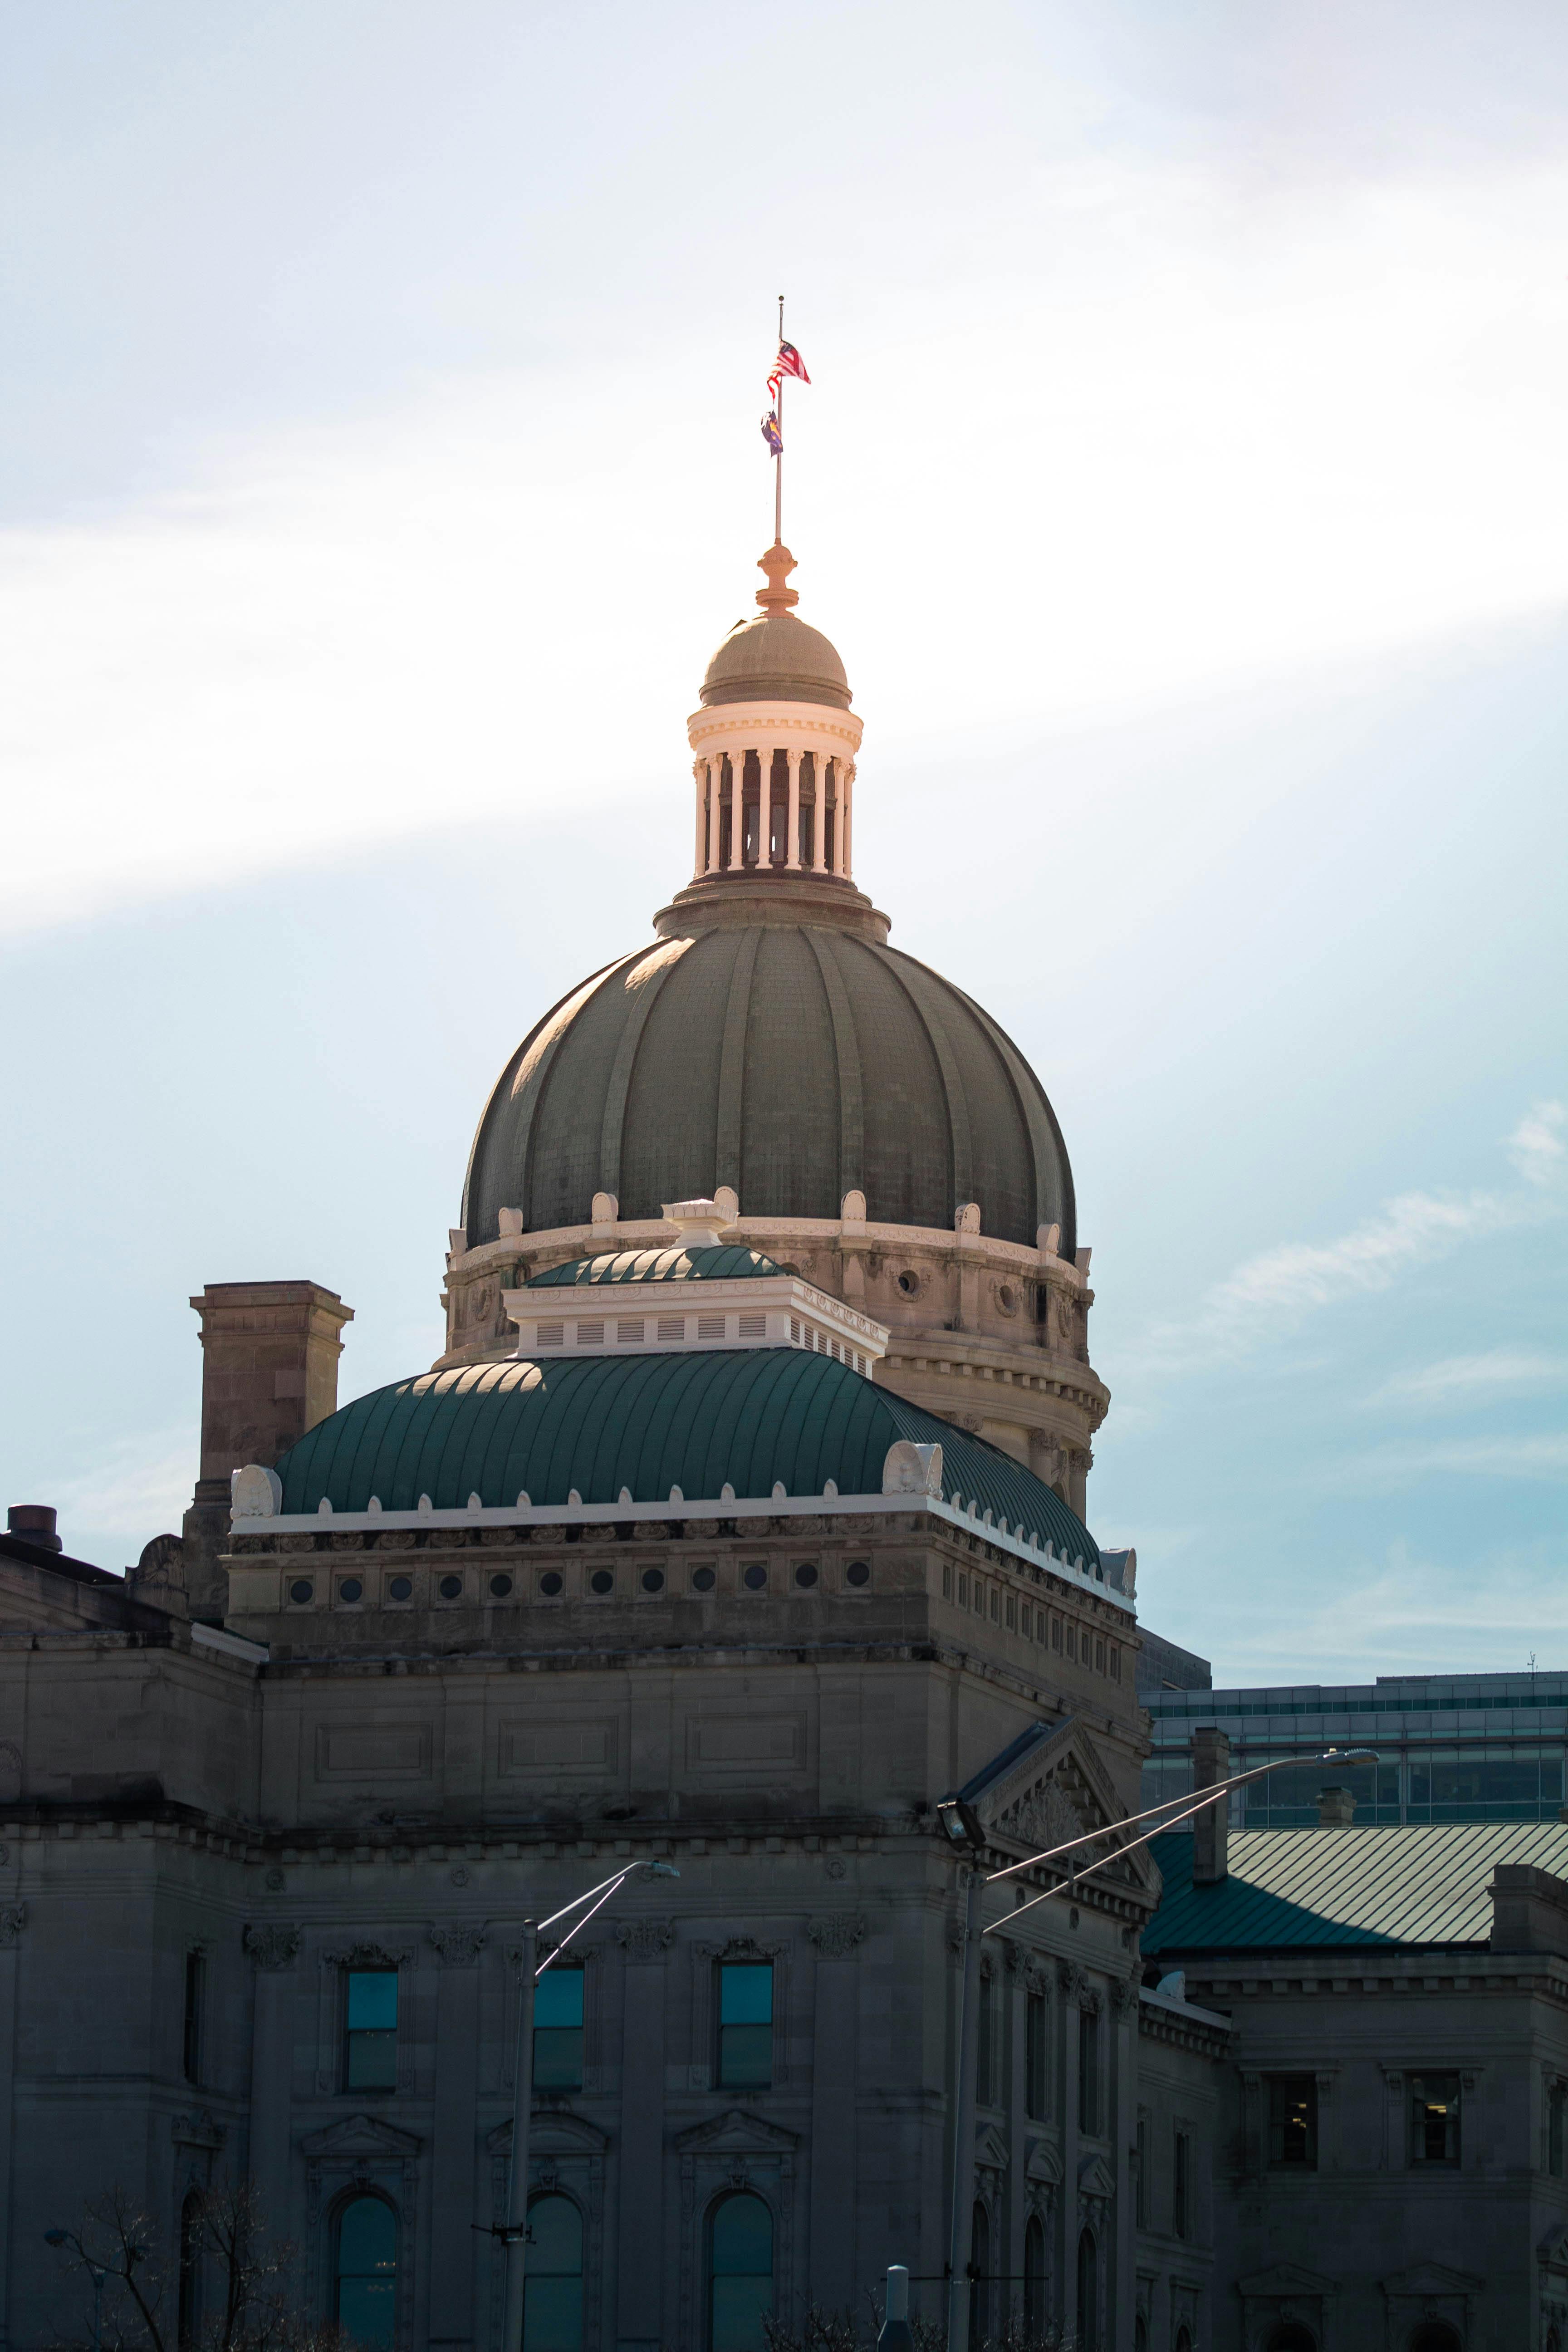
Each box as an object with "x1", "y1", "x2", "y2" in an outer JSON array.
[
  {"x1": 596, "y1": 941, "x2": 689, "y2": 1213},
  {"x1": 804, "y1": 927, "x2": 865, "y2": 1205},
  {"x1": 943, "y1": 977, "x2": 1078, "y2": 1259},
  {"x1": 463, "y1": 955, "x2": 632, "y2": 1245},
  {"x1": 869, "y1": 946, "x2": 974, "y2": 1225},
  {"x1": 714, "y1": 927, "x2": 761, "y2": 1203}
]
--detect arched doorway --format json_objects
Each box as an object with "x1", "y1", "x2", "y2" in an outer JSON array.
[
  {"x1": 1266, "y1": 2328, "x2": 1318, "y2": 2352},
  {"x1": 1076, "y1": 2228, "x2": 1097, "y2": 2350},
  {"x1": 523, "y1": 2193, "x2": 583, "y2": 2352},
  {"x1": 1023, "y1": 2214, "x2": 1047, "y2": 2335},
  {"x1": 1409, "y1": 2329, "x2": 1462, "y2": 2352},
  {"x1": 707, "y1": 2191, "x2": 773, "y2": 2352},
  {"x1": 969, "y1": 2201, "x2": 990, "y2": 2346},
  {"x1": 334, "y1": 2196, "x2": 397, "y2": 2348}
]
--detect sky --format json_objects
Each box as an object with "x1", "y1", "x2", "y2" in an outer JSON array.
[{"x1": 1, "y1": 0, "x2": 1565, "y2": 1686}]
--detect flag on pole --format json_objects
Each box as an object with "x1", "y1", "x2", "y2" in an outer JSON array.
[
  {"x1": 760, "y1": 410, "x2": 783, "y2": 456},
  {"x1": 766, "y1": 342, "x2": 810, "y2": 406}
]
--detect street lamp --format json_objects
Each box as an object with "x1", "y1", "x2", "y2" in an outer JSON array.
[
  {"x1": 44, "y1": 2228, "x2": 107, "y2": 2352},
  {"x1": 939, "y1": 1745, "x2": 1377, "y2": 2352},
  {"x1": 499, "y1": 1857, "x2": 680, "y2": 2352}
]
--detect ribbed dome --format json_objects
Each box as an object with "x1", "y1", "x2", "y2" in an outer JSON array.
[
  {"x1": 462, "y1": 923, "x2": 1075, "y2": 1254},
  {"x1": 701, "y1": 610, "x2": 851, "y2": 710}
]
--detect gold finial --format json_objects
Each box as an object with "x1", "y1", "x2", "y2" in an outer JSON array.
[{"x1": 756, "y1": 542, "x2": 799, "y2": 616}]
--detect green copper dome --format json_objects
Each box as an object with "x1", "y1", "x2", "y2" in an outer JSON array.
[
  {"x1": 462, "y1": 923, "x2": 1076, "y2": 1254},
  {"x1": 528, "y1": 1245, "x2": 785, "y2": 1288},
  {"x1": 272, "y1": 1348, "x2": 1100, "y2": 1567}
]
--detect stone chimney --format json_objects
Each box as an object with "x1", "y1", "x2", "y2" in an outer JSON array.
[
  {"x1": 177, "y1": 1281, "x2": 353, "y2": 1622},
  {"x1": 1490, "y1": 1864, "x2": 1568, "y2": 1954},
  {"x1": 1191, "y1": 1726, "x2": 1230, "y2": 1885},
  {"x1": 1316, "y1": 1785, "x2": 1356, "y2": 1828}
]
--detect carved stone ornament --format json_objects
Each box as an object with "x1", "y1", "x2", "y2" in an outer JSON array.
[
  {"x1": 172, "y1": 2108, "x2": 226, "y2": 2150},
  {"x1": 1057, "y1": 1960, "x2": 1086, "y2": 2000},
  {"x1": 1109, "y1": 1975, "x2": 1139, "y2": 2014},
  {"x1": 429, "y1": 1925, "x2": 485, "y2": 1967},
  {"x1": 243, "y1": 1923, "x2": 300, "y2": 1970},
  {"x1": 805, "y1": 1914, "x2": 867, "y2": 1960},
  {"x1": 614, "y1": 1917, "x2": 676, "y2": 1963},
  {"x1": 323, "y1": 1940, "x2": 407, "y2": 1970},
  {"x1": 0, "y1": 1902, "x2": 24, "y2": 1950}
]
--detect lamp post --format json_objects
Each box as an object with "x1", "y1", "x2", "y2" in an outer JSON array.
[
  {"x1": 936, "y1": 1745, "x2": 1377, "y2": 2352},
  {"x1": 43, "y1": 2229, "x2": 106, "y2": 2352},
  {"x1": 499, "y1": 1858, "x2": 679, "y2": 2352}
]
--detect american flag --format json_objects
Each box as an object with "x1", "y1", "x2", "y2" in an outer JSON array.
[{"x1": 766, "y1": 340, "x2": 810, "y2": 404}]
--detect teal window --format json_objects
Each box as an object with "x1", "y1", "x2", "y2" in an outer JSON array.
[
  {"x1": 345, "y1": 1970, "x2": 398, "y2": 2091},
  {"x1": 523, "y1": 2194, "x2": 583, "y2": 2352},
  {"x1": 717, "y1": 1963, "x2": 772, "y2": 2090},
  {"x1": 335, "y1": 2196, "x2": 397, "y2": 2347},
  {"x1": 534, "y1": 1967, "x2": 584, "y2": 2091},
  {"x1": 707, "y1": 2192, "x2": 773, "y2": 2351}
]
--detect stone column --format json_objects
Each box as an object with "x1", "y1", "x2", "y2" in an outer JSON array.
[
  {"x1": 429, "y1": 1929, "x2": 484, "y2": 2352},
  {"x1": 1004, "y1": 1953, "x2": 1026, "y2": 2327},
  {"x1": 243, "y1": 1927, "x2": 302, "y2": 2227},
  {"x1": 706, "y1": 762, "x2": 721, "y2": 875},
  {"x1": 614, "y1": 1920, "x2": 673, "y2": 2351},
  {"x1": 1111, "y1": 1979, "x2": 1138, "y2": 2352},
  {"x1": 1057, "y1": 1965, "x2": 1081, "y2": 2339},
  {"x1": 807, "y1": 1915, "x2": 866, "y2": 2313},
  {"x1": 813, "y1": 766, "x2": 827, "y2": 872},
  {"x1": 728, "y1": 754, "x2": 746, "y2": 871},
  {"x1": 840, "y1": 763, "x2": 854, "y2": 877},
  {"x1": 786, "y1": 750, "x2": 802, "y2": 871},
  {"x1": 693, "y1": 761, "x2": 706, "y2": 877}
]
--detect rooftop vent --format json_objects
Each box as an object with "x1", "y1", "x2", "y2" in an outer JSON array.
[{"x1": 7, "y1": 1505, "x2": 61, "y2": 1554}]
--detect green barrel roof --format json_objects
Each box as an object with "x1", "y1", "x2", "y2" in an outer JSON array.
[
  {"x1": 273, "y1": 1348, "x2": 1100, "y2": 1565},
  {"x1": 528, "y1": 1245, "x2": 784, "y2": 1288}
]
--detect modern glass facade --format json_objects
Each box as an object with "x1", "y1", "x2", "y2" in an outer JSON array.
[{"x1": 1142, "y1": 1671, "x2": 1568, "y2": 1827}]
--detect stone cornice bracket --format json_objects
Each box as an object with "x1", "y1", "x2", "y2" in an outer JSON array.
[
  {"x1": 243, "y1": 1923, "x2": 300, "y2": 1970},
  {"x1": 805, "y1": 1914, "x2": 867, "y2": 1959},
  {"x1": 429, "y1": 1925, "x2": 485, "y2": 1967},
  {"x1": 615, "y1": 1917, "x2": 676, "y2": 1963}
]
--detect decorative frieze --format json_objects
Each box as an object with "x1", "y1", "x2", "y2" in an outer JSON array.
[
  {"x1": 805, "y1": 1914, "x2": 867, "y2": 1959},
  {"x1": 614, "y1": 1918, "x2": 676, "y2": 1963},
  {"x1": 243, "y1": 1923, "x2": 300, "y2": 1970},
  {"x1": 429, "y1": 1925, "x2": 485, "y2": 1967}
]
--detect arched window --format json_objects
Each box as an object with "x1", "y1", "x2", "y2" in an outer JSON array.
[
  {"x1": 1076, "y1": 2228, "x2": 1097, "y2": 2350},
  {"x1": 1176, "y1": 2329, "x2": 1193, "y2": 2352},
  {"x1": 335, "y1": 2195, "x2": 397, "y2": 2348},
  {"x1": 177, "y1": 2191, "x2": 201, "y2": 2349},
  {"x1": 1134, "y1": 2319, "x2": 1149, "y2": 2352},
  {"x1": 1024, "y1": 2215, "x2": 1047, "y2": 2334},
  {"x1": 969, "y1": 2201, "x2": 990, "y2": 2346},
  {"x1": 1408, "y1": 2330, "x2": 1462, "y2": 2352},
  {"x1": 524, "y1": 2194, "x2": 583, "y2": 2352},
  {"x1": 1265, "y1": 2328, "x2": 1318, "y2": 2352},
  {"x1": 707, "y1": 2191, "x2": 773, "y2": 2352}
]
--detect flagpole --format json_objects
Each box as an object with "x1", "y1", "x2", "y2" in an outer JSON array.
[{"x1": 775, "y1": 292, "x2": 784, "y2": 544}]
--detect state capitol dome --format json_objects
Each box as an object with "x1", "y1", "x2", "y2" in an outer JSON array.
[{"x1": 461, "y1": 542, "x2": 1077, "y2": 1258}]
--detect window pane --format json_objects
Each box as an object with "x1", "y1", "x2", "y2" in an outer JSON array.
[
  {"x1": 719, "y1": 2024, "x2": 772, "y2": 2088},
  {"x1": 336, "y1": 2198, "x2": 397, "y2": 2352},
  {"x1": 348, "y1": 2030, "x2": 398, "y2": 2089},
  {"x1": 535, "y1": 1970, "x2": 584, "y2": 2029},
  {"x1": 524, "y1": 2196, "x2": 583, "y2": 2352},
  {"x1": 1268, "y1": 2075, "x2": 1317, "y2": 2167},
  {"x1": 712, "y1": 2194, "x2": 773, "y2": 2273},
  {"x1": 533, "y1": 2028, "x2": 584, "y2": 2091},
  {"x1": 720, "y1": 1965, "x2": 773, "y2": 2025},
  {"x1": 529, "y1": 2196, "x2": 583, "y2": 2274},
  {"x1": 348, "y1": 1972, "x2": 398, "y2": 2030},
  {"x1": 710, "y1": 2278, "x2": 771, "y2": 2352},
  {"x1": 710, "y1": 2194, "x2": 773, "y2": 2352},
  {"x1": 338, "y1": 2278, "x2": 397, "y2": 2346}
]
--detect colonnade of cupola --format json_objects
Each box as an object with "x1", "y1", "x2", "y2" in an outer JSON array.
[{"x1": 688, "y1": 731, "x2": 858, "y2": 883}]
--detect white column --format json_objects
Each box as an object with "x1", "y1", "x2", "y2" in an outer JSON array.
[
  {"x1": 706, "y1": 760, "x2": 720, "y2": 874},
  {"x1": 728, "y1": 752, "x2": 745, "y2": 871},
  {"x1": 786, "y1": 749, "x2": 802, "y2": 871},
  {"x1": 813, "y1": 762, "x2": 827, "y2": 872},
  {"x1": 841, "y1": 761, "x2": 854, "y2": 877},
  {"x1": 693, "y1": 760, "x2": 706, "y2": 876}
]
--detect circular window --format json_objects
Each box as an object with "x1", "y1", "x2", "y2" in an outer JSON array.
[
  {"x1": 338, "y1": 1577, "x2": 363, "y2": 1605},
  {"x1": 743, "y1": 1563, "x2": 767, "y2": 1591},
  {"x1": 589, "y1": 1569, "x2": 614, "y2": 1596},
  {"x1": 438, "y1": 1574, "x2": 462, "y2": 1600},
  {"x1": 539, "y1": 1571, "x2": 564, "y2": 1597},
  {"x1": 641, "y1": 1568, "x2": 665, "y2": 1593},
  {"x1": 288, "y1": 1578, "x2": 314, "y2": 1605},
  {"x1": 997, "y1": 1282, "x2": 1018, "y2": 1315},
  {"x1": 897, "y1": 1269, "x2": 920, "y2": 1298},
  {"x1": 387, "y1": 1574, "x2": 413, "y2": 1602},
  {"x1": 794, "y1": 1563, "x2": 818, "y2": 1588},
  {"x1": 846, "y1": 1560, "x2": 871, "y2": 1588},
  {"x1": 488, "y1": 1573, "x2": 513, "y2": 1598},
  {"x1": 691, "y1": 1566, "x2": 716, "y2": 1593}
]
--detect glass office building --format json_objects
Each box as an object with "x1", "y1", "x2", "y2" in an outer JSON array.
[{"x1": 1142, "y1": 1671, "x2": 1568, "y2": 1827}]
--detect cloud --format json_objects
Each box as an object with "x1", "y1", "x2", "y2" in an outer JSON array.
[
  {"x1": 1372, "y1": 1349, "x2": 1568, "y2": 1405},
  {"x1": 51, "y1": 1434, "x2": 193, "y2": 1563},
  {"x1": 1510, "y1": 1099, "x2": 1567, "y2": 1186},
  {"x1": 1127, "y1": 1103, "x2": 1566, "y2": 1378}
]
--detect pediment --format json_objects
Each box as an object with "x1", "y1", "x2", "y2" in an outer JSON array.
[
  {"x1": 977, "y1": 1718, "x2": 1160, "y2": 1894},
  {"x1": 673, "y1": 2107, "x2": 799, "y2": 2156},
  {"x1": 300, "y1": 2113, "x2": 422, "y2": 2160},
  {"x1": 487, "y1": 2111, "x2": 609, "y2": 2157},
  {"x1": 1077, "y1": 2153, "x2": 1116, "y2": 2198},
  {"x1": 1540, "y1": 2226, "x2": 1568, "y2": 2269},
  {"x1": 1025, "y1": 2136, "x2": 1063, "y2": 2187},
  {"x1": 976, "y1": 2122, "x2": 1009, "y2": 2171},
  {"x1": 1380, "y1": 2263, "x2": 1485, "y2": 2295},
  {"x1": 1239, "y1": 2264, "x2": 1338, "y2": 2296}
]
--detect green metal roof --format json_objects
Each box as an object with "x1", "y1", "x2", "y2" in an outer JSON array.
[
  {"x1": 1145, "y1": 1821, "x2": 1568, "y2": 1953},
  {"x1": 273, "y1": 1349, "x2": 1101, "y2": 1564},
  {"x1": 527, "y1": 1245, "x2": 784, "y2": 1288}
]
